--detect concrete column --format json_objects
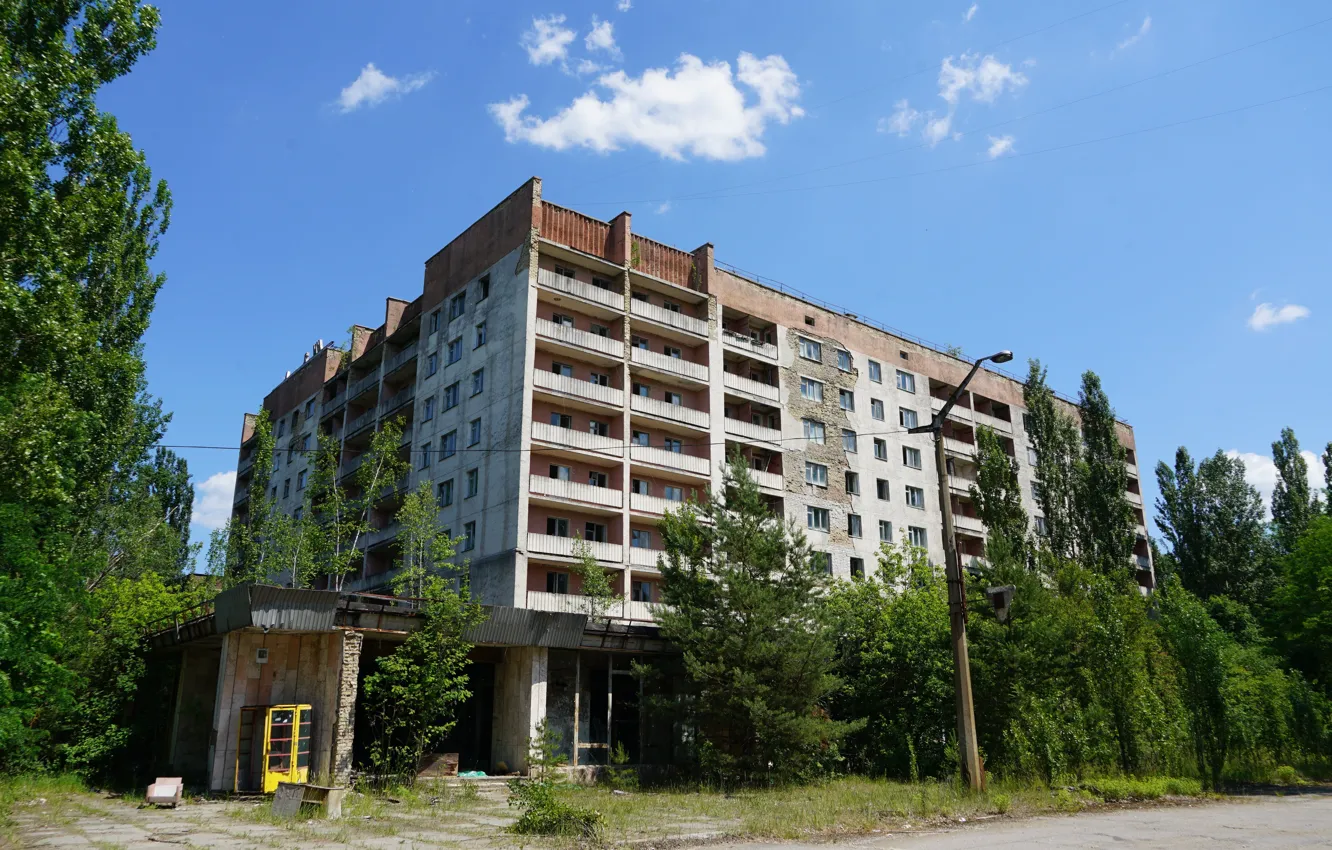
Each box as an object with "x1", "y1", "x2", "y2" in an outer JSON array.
[
  {"x1": 491, "y1": 644, "x2": 549, "y2": 773},
  {"x1": 329, "y1": 630, "x2": 363, "y2": 786}
]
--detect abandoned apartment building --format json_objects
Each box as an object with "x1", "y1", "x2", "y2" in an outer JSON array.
[{"x1": 150, "y1": 177, "x2": 1153, "y2": 791}]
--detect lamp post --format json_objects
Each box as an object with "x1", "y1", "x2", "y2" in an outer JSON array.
[{"x1": 907, "y1": 349, "x2": 1013, "y2": 791}]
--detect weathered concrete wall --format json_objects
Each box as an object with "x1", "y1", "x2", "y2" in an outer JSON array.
[
  {"x1": 167, "y1": 646, "x2": 221, "y2": 785},
  {"x1": 330, "y1": 630, "x2": 362, "y2": 785},
  {"x1": 491, "y1": 645, "x2": 549, "y2": 773}
]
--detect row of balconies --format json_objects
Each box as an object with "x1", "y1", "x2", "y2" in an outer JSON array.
[
  {"x1": 536, "y1": 268, "x2": 710, "y2": 337},
  {"x1": 525, "y1": 590, "x2": 665, "y2": 622}
]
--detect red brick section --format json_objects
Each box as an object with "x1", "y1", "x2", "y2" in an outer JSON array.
[
  {"x1": 384, "y1": 297, "x2": 411, "y2": 337},
  {"x1": 691, "y1": 243, "x2": 715, "y2": 295},
  {"x1": 541, "y1": 201, "x2": 614, "y2": 259},
  {"x1": 261, "y1": 345, "x2": 343, "y2": 424},
  {"x1": 632, "y1": 234, "x2": 695, "y2": 289},
  {"x1": 609, "y1": 211, "x2": 631, "y2": 265},
  {"x1": 423, "y1": 177, "x2": 541, "y2": 308}
]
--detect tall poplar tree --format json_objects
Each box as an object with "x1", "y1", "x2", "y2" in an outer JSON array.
[
  {"x1": 1076, "y1": 372, "x2": 1135, "y2": 577},
  {"x1": 1022, "y1": 361, "x2": 1082, "y2": 561},
  {"x1": 1271, "y1": 428, "x2": 1313, "y2": 553},
  {"x1": 971, "y1": 424, "x2": 1029, "y2": 560}
]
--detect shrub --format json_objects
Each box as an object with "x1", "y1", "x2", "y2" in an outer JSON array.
[{"x1": 507, "y1": 779, "x2": 604, "y2": 838}]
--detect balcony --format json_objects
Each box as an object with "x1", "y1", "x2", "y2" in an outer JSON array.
[
  {"x1": 724, "y1": 417, "x2": 783, "y2": 448},
  {"x1": 624, "y1": 600, "x2": 666, "y2": 622},
  {"x1": 363, "y1": 521, "x2": 400, "y2": 549},
  {"x1": 630, "y1": 346, "x2": 709, "y2": 383},
  {"x1": 533, "y1": 370, "x2": 625, "y2": 408},
  {"x1": 348, "y1": 373, "x2": 379, "y2": 401},
  {"x1": 321, "y1": 394, "x2": 347, "y2": 420},
  {"x1": 382, "y1": 344, "x2": 418, "y2": 377},
  {"x1": 529, "y1": 474, "x2": 623, "y2": 509},
  {"x1": 722, "y1": 330, "x2": 778, "y2": 362},
  {"x1": 944, "y1": 437, "x2": 976, "y2": 458},
  {"x1": 233, "y1": 487, "x2": 249, "y2": 507},
  {"x1": 949, "y1": 473, "x2": 978, "y2": 496},
  {"x1": 340, "y1": 453, "x2": 365, "y2": 480},
  {"x1": 953, "y1": 514, "x2": 985, "y2": 535},
  {"x1": 973, "y1": 409, "x2": 1013, "y2": 434},
  {"x1": 535, "y1": 318, "x2": 624, "y2": 360},
  {"x1": 237, "y1": 455, "x2": 254, "y2": 476},
  {"x1": 345, "y1": 408, "x2": 375, "y2": 438},
  {"x1": 630, "y1": 298, "x2": 708, "y2": 337},
  {"x1": 931, "y1": 396, "x2": 973, "y2": 423},
  {"x1": 751, "y1": 469, "x2": 783, "y2": 492},
  {"x1": 723, "y1": 371, "x2": 779, "y2": 403},
  {"x1": 630, "y1": 394, "x2": 709, "y2": 429},
  {"x1": 1127, "y1": 489, "x2": 1143, "y2": 506},
  {"x1": 378, "y1": 384, "x2": 415, "y2": 416},
  {"x1": 630, "y1": 445, "x2": 711, "y2": 476},
  {"x1": 631, "y1": 493, "x2": 687, "y2": 515},
  {"x1": 526, "y1": 532, "x2": 622, "y2": 563},
  {"x1": 527, "y1": 590, "x2": 624, "y2": 617},
  {"x1": 628, "y1": 546, "x2": 665, "y2": 568},
  {"x1": 530, "y1": 421, "x2": 623, "y2": 457},
  {"x1": 537, "y1": 268, "x2": 624, "y2": 312}
]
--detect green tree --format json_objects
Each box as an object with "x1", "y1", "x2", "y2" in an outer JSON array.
[
  {"x1": 1022, "y1": 361, "x2": 1082, "y2": 561},
  {"x1": 1271, "y1": 428, "x2": 1313, "y2": 553},
  {"x1": 971, "y1": 424, "x2": 1029, "y2": 560},
  {"x1": 1274, "y1": 517, "x2": 1332, "y2": 693},
  {"x1": 1322, "y1": 441, "x2": 1332, "y2": 516},
  {"x1": 655, "y1": 456, "x2": 854, "y2": 784},
  {"x1": 1155, "y1": 448, "x2": 1272, "y2": 606},
  {"x1": 1075, "y1": 372, "x2": 1136, "y2": 577},
  {"x1": 570, "y1": 540, "x2": 618, "y2": 620}
]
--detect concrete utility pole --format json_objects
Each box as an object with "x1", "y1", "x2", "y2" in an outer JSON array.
[{"x1": 908, "y1": 349, "x2": 1013, "y2": 792}]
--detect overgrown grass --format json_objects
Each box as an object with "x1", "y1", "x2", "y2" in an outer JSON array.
[
  {"x1": 1078, "y1": 776, "x2": 1203, "y2": 801},
  {"x1": 0, "y1": 774, "x2": 89, "y2": 843}
]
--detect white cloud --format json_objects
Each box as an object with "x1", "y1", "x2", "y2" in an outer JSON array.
[
  {"x1": 1248, "y1": 302, "x2": 1310, "y2": 331},
  {"x1": 1226, "y1": 449, "x2": 1323, "y2": 514},
  {"x1": 617, "y1": 0, "x2": 632, "y2": 9},
  {"x1": 923, "y1": 113, "x2": 953, "y2": 145},
  {"x1": 655, "y1": 201, "x2": 671, "y2": 214},
  {"x1": 575, "y1": 58, "x2": 606, "y2": 76},
  {"x1": 585, "y1": 16, "x2": 620, "y2": 57},
  {"x1": 1115, "y1": 16, "x2": 1152, "y2": 52},
  {"x1": 987, "y1": 134, "x2": 1015, "y2": 158},
  {"x1": 522, "y1": 14, "x2": 577, "y2": 66},
  {"x1": 878, "y1": 99, "x2": 921, "y2": 136},
  {"x1": 939, "y1": 52, "x2": 1028, "y2": 105},
  {"x1": 192, "y1": 470, "x2": 237, "y2": 532},
  {"x1": 338, "y1": 63, "x2": 433, "y2": 112},
  {"x1": 963, "y1": 3, "x2": 978, "y2": 23},
  {"x1": 489, "y1": 52, "x2": 804, "y2": 161}
]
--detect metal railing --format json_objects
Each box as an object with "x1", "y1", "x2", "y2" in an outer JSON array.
[
  {"x1": 631, "y1": 492, "x2": 687, "y2": 515},
  {"x1": 723, "y1": 417, "x2": 783, "y2": 446},
  {"x1": 721, "y1": 330, "x2": 778, "y2": 360},
  {"x1": 530, "y1": 421, "x2": 623, "y2": 457},
  {"x1": 533, "y1": 370, "x2": 625, "y2": 407},
  {"x1": 630, "y1": 346, "x2": 709, "y2": 381},
  {"x1": 723, "y1": 371, "x2": 780, "y2": 402},
  {"x1": 383, "y1": 343, "x2": 418, "y2": 375},
  {"x1": 537, "y1": 268, "x2": 624, "y2": 311},
  {"x1": 628, "y1": 546, "x2": 665, "y2": 568},
  {"x1": 751, "y1": 469, "x2": 784, "y2": 491},
  {"x1": 535, "y1": 318, "x2": 624, "y2": 358},
  {"x1": 526, "y1": 533, "x2": 622, "y2": 562},
  {"x1": 529, "y1": 474, "x2": 623, "y2": 509},
  {"x1": 378, "y1": 384, "x2": 415, "y2": 416},
  {"x1": 630, "y1": 394, "x2": 709, "y2": 428},
  {"x1": 629, "y1": 444, "x2": 710, "y2": 476},
  {"x1": 629, "y1": 298, "x2": 708, "y2": 336},
  {"x1": 348, "y1": 373, "x2": 379, "y2": 400}
]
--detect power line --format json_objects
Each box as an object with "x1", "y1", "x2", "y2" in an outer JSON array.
[{"x1": 576, "y1": 15, "x2": 1332, "y2": 208}]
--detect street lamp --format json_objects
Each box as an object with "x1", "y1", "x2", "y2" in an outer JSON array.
[{"x1": 907, "y1": 349, "x2": 1012, "y2": 791}]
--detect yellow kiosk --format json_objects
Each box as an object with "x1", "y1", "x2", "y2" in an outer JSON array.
[{"x1": 235, "y1": 705, "x2": 313, "y2": 793}]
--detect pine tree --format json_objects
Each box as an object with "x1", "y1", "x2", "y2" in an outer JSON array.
[
  {"x1": 1271, "y1": 428, "x2": 1313, "y2": 553},
  {"x1": 1076, "y1": 372, "x2": 1136, "y2": 576}
]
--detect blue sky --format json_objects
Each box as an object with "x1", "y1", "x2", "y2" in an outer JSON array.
[{"x1": 101, "y1": 0, "x2": 1331, "y2": 550}]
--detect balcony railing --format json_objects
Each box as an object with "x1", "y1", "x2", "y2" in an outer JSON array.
[
  {"x1": 949, "y1": 473, "x2": 979, "y2": 495},
  {"x1": 345, "y1": 408, "x2": 375, "y2": 437},
  {"x1": 630, "y1": 445, "x2": 710, "y2": 476},
  {"x1": 723, "y1": 371, "x2": 779, "y2": 402},
  {"x1": 321, "y1": 394, "x2": 347, "y2": 419},
  {"x1": 537, "y1": 268, "x2": 624, "y2": 311},
  {"x1": 536, "y1": 318, "x2": 624, "y2": 359},
  {"x1": 379, "y1": 384, "x2": 415, "y2": 416},
  {"x1": 530, "y1": 421, "x2": 623, "y2": 457},
  {"x1": 751, "y1": 469, "x2": 783, "y2": 491},
  {"x1": 383, "y1": 343, "x2": 418, "y2": 376},
  {"x1": 630, "y1": 298, "x2": 708, "y2": 336},
  {"x1": 526, "y1": 533, "x2": 622, "y2": 563},
  {"x1": 931, "y1": 396, "x2": 974, "y2": 423},
  {"x1": 533, "y1": 370, "x2": 625, "y2": 407},
  {"x1": 628, "y1": 546, "x2": 665, "y2": 568},
  {"x1": 624, "y1": 600, "x2": 667, "y2": 622},
  {"x1": 944, "y1": 436, "x2": 976, "y2": 457},
  {"x1": 340, "y1": 453, "x2": 365, "y2": 480},
  {"x1": 237, "y1": 455, "x2": 254, "y2": 476},
  {"x1": 630, "y1": 394, "x2": 709, "y2": 429},
  {"x1": 529, "y1": 474, "x2": 623, "y2": 509},
  {"x1": 953, "y1": 514, "x2": 985, "y2": 535},
  {"x1": 526, "y1": 590, "x2": 624, "y2": 618},
  {"x1": 363, "y1": 521, "x2": 400, "y2": 548},
  {"x1": 348, "y1": 373, "x2": 379, "y2": 400},
  {"x1": 724, "y1": 417, "x2": 783, "y2": 447},
  {"x1": 630, "y1": 346, "x2": 709, "y2": 382},
  {"x1": 721, "y1": 330, "x2": 778, "y2": 361},
  {"x1": 973, "y1": 409, "x2": 1013, "y2": 434},
  {"x1": 1127, "y1": 489, "x2": 1143, "y2": 506},
  {"x1": 631, "y1": 492, "x2": 687, "y2": 515}
]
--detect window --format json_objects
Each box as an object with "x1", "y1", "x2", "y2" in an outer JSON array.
[
  {"x1": 471, "y1": 369, "x2": 484, "y2": 395},
  {"x1": 282, "y1": 478, "x2": 290, "y2": 499},
  {"x1": 418, "y1": 444, "x2": 432, "y2": 470},
  {"x1": 879, "y1": 520, "x2": 893, "y2": 542},
  {"x1": 1028, "y1": 447, "x2": 1039, "y2": 465},
  {"x1": 555, "y1": 264, "x2": 577, "y2": 280},
  {"x1": 631, "y1": 529, "x2": 653, "y2": 548},
  {"x1": 837, "y1": 349, "x2": 852, "y2": 371},
  {"x1": 899, "y1": 408, "x2": 919, "y2": 429},
  {"x1": 842, "y1": 428, "x2": 858, "y2": 453},
  {"x1": 896, "y1": 370, "x2": 916, "y2": 393},
  {"x1": 475, "y1": 322, "x2": 487, "y2": 348},
  {"x1": 277, "y1": 419, "x2": 286, "y2": 438},
  {"x1": 665, "y1": 391, "x2": 683, "y2": 406},
  {"x1": 547, "y1": 517, "x2": 570, "y2": 537},
  {"x1": 798, "y1": 337, "x2": 822, "y2": 361},
  {"x1": 900, "y1": 349, "x2": 910, "y2": 360},
  {"x1": 547, "y1": 571, "x2": 569, "y2": 594},
  {"x1": 663, "y1": 437, "x2": 683, "y2": 453},
  {"x1": 447, "y1": 337, "x2": 462, "y2": 364},
  {"x1": 551, "y1": 361, "x2": 573, "y2": 378},
  {"x1": 304, "y1": 399, "x2": 315, "y2": 419},
  {"x1": 631, "y1": 580, "x2": 654, "y2": 603},
  {"x1": 802, "y1": 418, "x2": 825, "y2": 444},
  {"x1": 868, "y1": 360, "x2": 882, "y2": 383},
  {"x1": 845, "y1": 471, "x2": 860, "y2": 495},
  {"x1": 461, "y1": 521, "x2": 476, "y2": 551},
  {"x1": 874, "y1": 439, "x2": 888, "y2": 460},
  {"x1": 631, "y1": 290, "x2": 648, "y2": 303},
  {"x1": 631, "y1": 479, "x2": 650, "y2": 495},
  {"x1": 850, "y1": 557, "x2": 865, "y2": 577},
  {"x1": 429, "y1": 309, "x2": 441, "y2": 334},
  {"x1": 876, "y1": 479, "x2": 891, "y2": 500},
  {"x1": 905, "y1": 485, "x2": 925, "y2": 509},
  {"x1": 1031, "y1": 481, "x2": 1042, "y2": 500},
  {"x1": 800, "y1": 377, "x2": 824, "y2": 401},
  {"x1": 589, "y1": 419, "x2": 609, "y2": 437},
  {"x1": 664, "y1": 345, "x2": 682, "y2": 359},
  {"x1": 848, "y1": 514, "x2": 863, "y2": 538},
  {"x1": 554, "y1": 313, "x2": 575, "y2": 328},
  {"x1": 1035, "y1": 516, "x2": 1049, "y2": 536},
  {"x1": 551, "y1": 412, "x2": 572, "y2": 429},
  {"x1": 448, "y1": 292, "x2": 465, "y2": 321},
  {"x1": 465, "y1": 468, "x2": 479, "y2": 498},
  {"x1": 287, "y1": 445, "x2": 294, "y2": 464},
  {"x1": 440, "y1": 430, "x2": 457, "y2": 459},
  {"x1": 588, "y1": 372, "x2": 609, "y2": 387},
  {"x1": 588, "y1": 471, "x2": 608, "y2": 488},
  {"x1": 903, "y1": 446, "x2": 922, "y2": 469},
  {"x1": 296, "y1": 470, "x2": 306, "y2": 490},
  {"x1": 805, "y1": 462, "x2": 828, "y2": 487},
  {"x1": 293, "y1": 507, "x2": 303, "y2": 522},
  {"x1": 478, "y1": 275, "x2": 490, "y2": 300},
  {"x1": 550, "y1": 464, "x2": 571, "y2": 481},
  {"x1": 839, "y1": 389, "x2": 855, "y2": 411},
  {"x1": 631, "y1": 430, "x2": 650, "y2": 447},
  {"x1": 301, "y1": 434, "x2": 311, "y2": 452},
  {"x1": 632, "y1": 382, "x2": 651, "y2": 397},
  {"x1": 271, "y1": 485, "x2": 277, "y2": 499},
  {"x1": 422, "y1": 396, "x2": 435, "y2": 421},
  {"x1": 437, "y1": 479, "x2": 454, "y2": 507},
  {"x1": 908, "y1": 526, "x2": 928, "y2": 548},
  {"x1": 444, "y1": 382, "x2": 460, "y2": 409},
  {"x1": 590, "y1": 323, "x2": 609, "y2": 337},
  {"x1": 807, "y1": 506, "x2": 830, "y2": 531},
  {"x1": 593, "y1": 276, "x2": 615, "y2": 291},
  {"x1": 1023, "y1": 412, "x2": 1033, "y2": 432},
  {"x1": 469, "y1": 418, "x2": 482, "y2": 446},
  {"x1": 632, "y1": 335, "x2": 649, "y2": 350},
  {"x1": 584, "y1": 522, "x2": 607, "y2": 543},
  {"x1": 804, "y1": 315, "x2": 815, "y2": 326},
  {"x1": 871, "y1": 399, "x2": 884, "y2": 420},
  {"x1": 813, "y1": 551, "x2": 832, "y2": 574},
  {"x1": 426, "y1": 352, "x2": 438, "y2": 377},
  {"x1": 664, "y1": 485, "x2": 684, "y2": 502}
]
